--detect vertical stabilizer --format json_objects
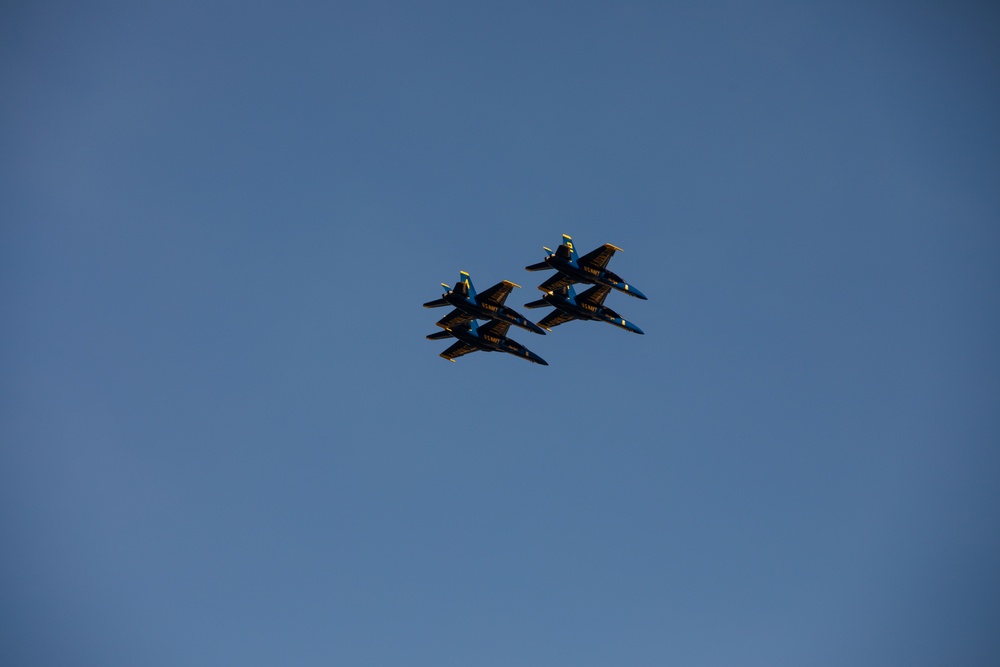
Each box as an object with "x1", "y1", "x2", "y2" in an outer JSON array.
[
  {"x1": 557, "y1": 234, "x2": 579, "y2": 265},
  {"x1": 460, "y1": 271, "x2": 477, "y2": 301}
]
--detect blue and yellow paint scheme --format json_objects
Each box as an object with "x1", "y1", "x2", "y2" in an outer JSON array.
[
  {"x1": 525, "y1": 234, "x2": 648, "y2": 300},
  {"x1": 426, "y1": 319, "x2": 548, "y2": 365},
  {"x1": 423, "y1": 271, "x2": 546, "y2": 335},
  {"x1": 524, "y1": 284, "x2": 644, "y2": 334}
]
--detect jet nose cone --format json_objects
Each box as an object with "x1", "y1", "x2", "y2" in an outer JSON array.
[
  {"x1": 626, "y1": 320, "x2": 645, "y2": 334},
  {"x1": 625, "y1": 285, "x2": 648, "y2": 300},
  {"x1": 617, "y1": 319, "x2": 644, "y2": 334},
  {"x1": 527, "y1": 352, "x2": 548, "y2": 366}
]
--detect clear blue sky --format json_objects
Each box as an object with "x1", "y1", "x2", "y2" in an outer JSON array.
[{"x1": 3, "y1": 2, "x2": 999, "y2": 665}]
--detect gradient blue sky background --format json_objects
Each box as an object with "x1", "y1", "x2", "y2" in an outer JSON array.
[{"x1": 3, "y1": 2, "x2": 999, "y2": 665}]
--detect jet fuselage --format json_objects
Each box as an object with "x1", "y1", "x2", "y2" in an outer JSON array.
[
  {"x1": 441, "y1": 291, "x2": 546, "y2": 334},
  {"x1": 446, "y1": 325, "x2": 548, "y2": 365},
  {"x1": 542, "y1": 255, "x2": 648, "y2": 300},
  {"x1": 541, "y1": 292, "x2": 644, "y2": 334}
]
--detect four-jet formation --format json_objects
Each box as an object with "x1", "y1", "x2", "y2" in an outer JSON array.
[{"x1": 425, "y1": 234, "x2": 647, "y2": 365}]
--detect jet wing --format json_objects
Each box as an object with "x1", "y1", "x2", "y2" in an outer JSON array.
[
  {"x1": 436, "y1": 308, "x2": 473, "y2": 330},
  {"x1": 577, "y1": 284, "x2": 612, "y2": 307},
  {"x1": 440, "y1": 340, "x2": 480, "y2": 361},
  {"x1": 578, "y1": 243, "x2": 621, "y2": 270},
  {"x1": 476, "y1": 280, "x2": 519, "y2": 307},
  {"x1": 538, "y1": 309, "x2": 577, "y2": 330},
  {"x1": 538, "y1": 272, "x2": 577, "y2": 293},
  {"x1": 478, "y1": 319, "x2": 511, "y2": 338}
]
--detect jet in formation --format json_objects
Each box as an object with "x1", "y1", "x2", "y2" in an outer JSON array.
[
  {"x1": 423, "y1": 271, "x2": 546, "y2": 335},
  {"x1": 426, "y1": 319, "x2": 548, "y2": 365},
  {"x1": 524, "y1": 284, "x2": 644, "y2": 334},
  {"x1": 525, "y1": 234, "x2": 648, "y2": 300}
]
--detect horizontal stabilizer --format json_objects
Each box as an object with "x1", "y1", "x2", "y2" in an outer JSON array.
[
  {"x1": 523, "y1": 298, "x2": 549, "y2": 309},
  {"x1": 426, "y1": 330, "x2": 453, "y2": 340},
  {"x1": 524, "y1": 261, "x2": 550, "y2": 271},
  {"x1": 423, "y1": 298, "x2": 449, "y2": 308}
]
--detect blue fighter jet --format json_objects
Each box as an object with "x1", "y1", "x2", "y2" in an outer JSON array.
[
  {"x1": 426, "y1": 319, "x2": 548, "y2": 365},
  {"x1": 525, "y1": 234, "x2": 648, "y2": 300},
  {"x1": 423, "y1": 271, "x2": 546, "y2": 335},
  {"x1": 524, "y1": 284, "x2": 644, "y2": 334}
]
